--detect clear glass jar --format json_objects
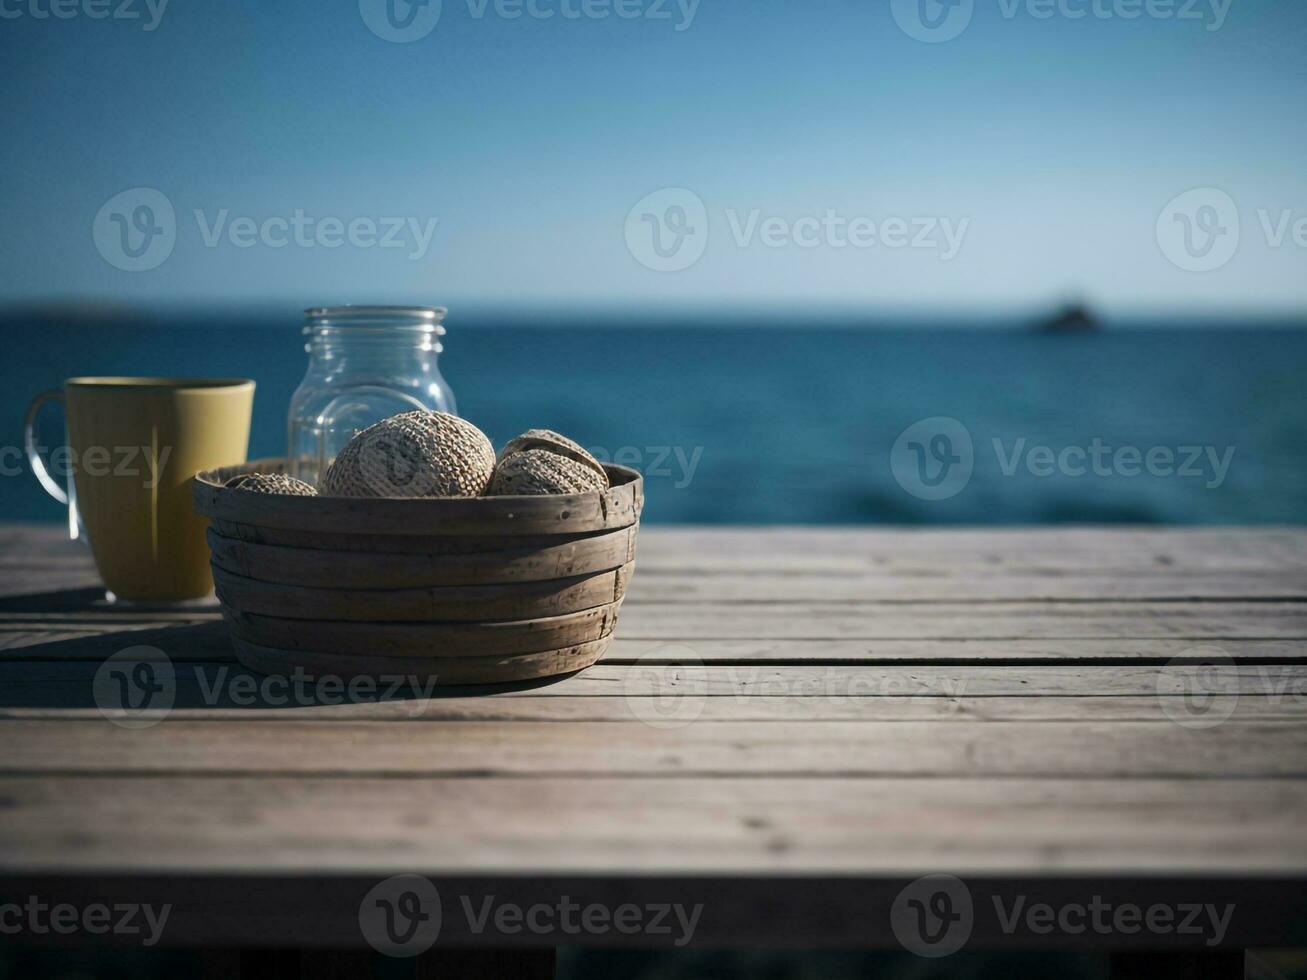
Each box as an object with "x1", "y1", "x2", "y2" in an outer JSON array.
[{"x1": 287, "y1": 306, "x2": 458, "y2": 487}]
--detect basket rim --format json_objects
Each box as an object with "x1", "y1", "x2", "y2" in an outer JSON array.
[{"x1": 193, "y1": 458, "x2": 644, "y2": 536}]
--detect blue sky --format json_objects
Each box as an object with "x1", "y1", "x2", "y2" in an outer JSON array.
[{"x1": 1, "y1": 0, "x2": 1305, "y2": 314}]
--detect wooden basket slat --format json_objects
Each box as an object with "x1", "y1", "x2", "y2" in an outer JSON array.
[
  {"x1": 224, "y1": 602, "x2": 621, "y2": 659},
  {"x1": 208, "y1": 520, "x2": 617, "y2": 556},
  {"x1": 213, "y1": 563, "x2": 632, "y2": 622},
  {"x1": 207, "y1": 525, "x2": 637, "y2": 589},
  {"x1": 231, "y1": 636, "x2": 612, "y2": 685}
]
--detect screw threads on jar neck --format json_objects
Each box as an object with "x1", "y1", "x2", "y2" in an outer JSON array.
[{"x1": 303, "y1": 307, "x2": 447, "y2": 360}]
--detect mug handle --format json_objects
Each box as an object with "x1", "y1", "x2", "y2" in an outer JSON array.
[{"x1": 24, "y1": 389, "x2": 69, "y2": 506}]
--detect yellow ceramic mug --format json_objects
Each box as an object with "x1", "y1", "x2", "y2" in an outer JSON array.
[{"x1": 24, "y1": 378, "x2": 254, "y2": 603}]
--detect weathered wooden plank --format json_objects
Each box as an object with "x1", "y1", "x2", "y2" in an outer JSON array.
[
  {"x1": 7, "y1": 630, "x2": 1304, "y2": 665},
  {"x1": 3, "y1": 661, "x2": 1305, "y2": 710},
  {"x1": 2, "y1": 777, "x2": 1305, "y2": 874},
  {"x1": 7, "y1": 526, "x2": 1307, "y2": 585},
  {"x1": 632, "y1": 527, "x2": 1307, "y2": 567},
  {"x1": 2, "y1": 695, "x2": 1303, "y2": 723},
  {"x1": 5, "y1": 718, "x2": 1305, "y2": 777},
  {"x1": 612, "y1": 603, "x2": 1307, "y2": 639},
  {"x1": 629, "y1": 571, "x2": 1307, "y2": 601},
  {"x1": 607, "y1": 638, "x2": 1307, "y2": 664}
]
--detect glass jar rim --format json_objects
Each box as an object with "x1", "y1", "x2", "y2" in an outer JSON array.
[{"x1": 304, "y1": 305, "x2": 447, "y2": 324}]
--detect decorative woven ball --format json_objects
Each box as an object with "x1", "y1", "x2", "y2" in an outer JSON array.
[
  {"x1": 321, "y1": 410, "x2": 496, "y2": 498},
  {"x1": 497, "y1": 429, "x2": 608, "y2": 484},
  {"x1": 487, "y1": 446, "x2": 609, "y2": 496},
  {"x1": 224, "y1": 473, "x2": 318, "y2": 496}
]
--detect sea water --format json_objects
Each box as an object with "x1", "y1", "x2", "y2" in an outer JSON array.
[{"x1": 6, "y1": 314, "x2": 1305, "y2": 525}]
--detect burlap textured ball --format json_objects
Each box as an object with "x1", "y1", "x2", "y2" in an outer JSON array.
[
  {"x1": 224, "y1": 473, "x2": 318, "y2": 496},
  {"x1": 497, "y1": 429, "x2": 608, "y2": 483},
  {"x1": 321, "y1": 411, "x2": 495, "y2": 498},
  {"x1": 487, "y1": 427, "x2": 611, "y2": 496}
]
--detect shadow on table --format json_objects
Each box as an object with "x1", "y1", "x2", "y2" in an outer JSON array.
[
  {"x1": 0, "y1": 586, "x2": 111, "y2": 612},
  {"x1": 0, "y1": 587, "x2": 581, "y2": 712}
]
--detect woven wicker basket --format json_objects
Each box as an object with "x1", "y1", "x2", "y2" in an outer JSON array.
[{"x1": 193, "y1": 458, "x2": 642, "y2": 685}]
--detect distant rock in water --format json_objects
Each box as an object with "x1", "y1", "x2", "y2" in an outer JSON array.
[{"x1": 1037, "y1": 304, "x2": 1100, "y2": 333}]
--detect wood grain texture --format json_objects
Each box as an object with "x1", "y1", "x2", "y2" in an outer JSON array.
[
  {"x1": 610, "y1": 601, "x2": 1307, "y2": 639},
  {"x1": 6, "y1": 718, "x2": 1306, "y2": 778},
  {"x1": 3, "y1": 661, "x2": 1305, "y2": 708},
  {"x1": 3, "y1": 524, "x2": 1307, "y2": 952},
  {"x1": 213, "y1": 563, "x2": 631, "y2": 622},
  {"x1": 207, "y1": 524, "x2": 638, "y2": 588},
  {"x1": 225, "y1": 602, "x2": 621, "y2": 658},
  {"x1": 2, "y1": 776, "x2": 1306, "y2": 875}
]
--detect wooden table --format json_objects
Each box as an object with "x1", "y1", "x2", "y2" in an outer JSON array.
[{"x1": 2, "y1": 523, "x2": 1306, "y2": 978}]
